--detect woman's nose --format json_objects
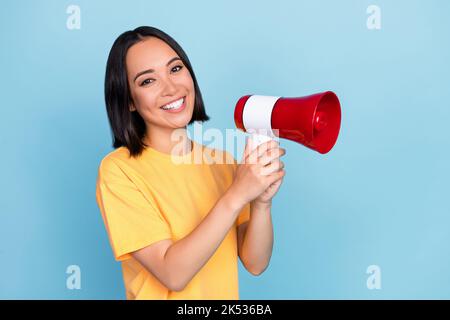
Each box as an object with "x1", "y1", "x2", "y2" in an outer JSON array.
[{"x1": 161, "y1": 77, "x2": 177, "y2": 96}]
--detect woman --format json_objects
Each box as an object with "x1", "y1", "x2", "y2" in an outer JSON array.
[{"x1": 96, "y1": 26, "x2": 286, "y2": 299}]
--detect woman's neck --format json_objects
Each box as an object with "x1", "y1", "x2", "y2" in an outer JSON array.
[{"x1": 144, "y1": 127, "x2": 192, "y2": 156}]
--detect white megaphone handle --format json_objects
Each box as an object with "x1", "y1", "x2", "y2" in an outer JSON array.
[{"x1": 249, "y1": 133, "x2": 273, "y2": 151}]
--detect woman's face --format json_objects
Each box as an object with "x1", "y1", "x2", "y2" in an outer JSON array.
[{"x1": 126, "y1": 37, "x2": 195, "y2": 131}]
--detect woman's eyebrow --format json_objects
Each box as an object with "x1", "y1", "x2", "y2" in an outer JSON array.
[{"x1": 133, "y1": 57, "x2": 181, "y2": 82}]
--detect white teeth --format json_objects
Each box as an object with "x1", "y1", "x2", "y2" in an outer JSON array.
[{"x1": 161, "y1": 97, "x2": 184, "y2": 110}]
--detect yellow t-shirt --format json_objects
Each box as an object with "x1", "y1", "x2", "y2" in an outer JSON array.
[{"x1": 95, "y1": 140, "x2": 250, "y2": 299}]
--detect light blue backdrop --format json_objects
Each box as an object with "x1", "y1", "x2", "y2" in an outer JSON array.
[{"x1": 1, "y1": 0, "x2": 449, "y2": 299}]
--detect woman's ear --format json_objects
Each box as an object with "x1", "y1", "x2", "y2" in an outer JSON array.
[{"x1": 129, "y1": 103, "x2": 136, "y2": 112}]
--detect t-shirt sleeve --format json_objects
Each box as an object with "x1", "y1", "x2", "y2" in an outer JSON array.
[{"x1": 95, "y1": 157, "x2": 172, "y2": 261}]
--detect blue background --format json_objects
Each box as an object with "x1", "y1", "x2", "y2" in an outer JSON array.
[{"x1": 1, "y1": 0, "x2": 449, "y2": 299}]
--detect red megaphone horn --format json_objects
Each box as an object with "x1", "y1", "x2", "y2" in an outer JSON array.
[{"x1": 234, "y1": 91, "x2": 342, "y2": 154}]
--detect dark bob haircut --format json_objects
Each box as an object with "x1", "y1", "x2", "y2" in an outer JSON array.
[{"x1": 104, "y1": 26, "x2": 210, "y2": 157}]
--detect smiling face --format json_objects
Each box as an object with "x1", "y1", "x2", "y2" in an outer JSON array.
[{"x1": 126, "y1": 36, "x2": 195, "y2": 132}]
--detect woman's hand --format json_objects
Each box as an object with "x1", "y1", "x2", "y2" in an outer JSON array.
[
  {"x1": 253, "y1": 174, "x2": 284, "y2": 206},
  {"x1": 251, "y1": 139, "x2": 286, "y2": 206},
  {"x1": 228, "y1": 138, "x2": 286, "y2": 208}
]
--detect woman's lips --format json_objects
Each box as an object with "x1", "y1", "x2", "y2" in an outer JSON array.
[{"x1": 161, "y1": 97, "x2": 186, "y2": 113}]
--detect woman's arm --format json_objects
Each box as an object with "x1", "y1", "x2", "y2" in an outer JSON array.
[
  {"x1": 132, "y1": 188, "x2": 244, "y2": 292},
  {"x1": 237, "y1": 201, "x2": 274, "y2": 276},
  {"x1": 237, "y1": 143, "x2": 285, "y2": 276}
]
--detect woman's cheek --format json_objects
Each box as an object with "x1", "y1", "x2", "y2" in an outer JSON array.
[{"x1": 138, "y1": 92, "x2": 159, "y2": 111}]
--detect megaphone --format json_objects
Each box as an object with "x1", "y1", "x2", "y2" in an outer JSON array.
[{"x1": 234, "y1": 91, "x2": 341, "y2": 154}]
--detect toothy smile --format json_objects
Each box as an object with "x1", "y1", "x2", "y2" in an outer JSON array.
[{"x1": 160, "y1": 97, "x2": 185, "y2": 111}]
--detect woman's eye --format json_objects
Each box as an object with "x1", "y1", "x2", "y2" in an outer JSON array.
[
  {"x1": 140, "y1": 65, "x2": 182, "y2": 86},
  {"x1": 140, "y1": 78, "x2": 154, "y2": 86},
  {"x1": 172, "y1": 65, "x2": 183, "y2": 73}
]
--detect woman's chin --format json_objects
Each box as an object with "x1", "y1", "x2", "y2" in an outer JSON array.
[{"x1": 167, "y1": 112, "x2": 193, "y2": 128}]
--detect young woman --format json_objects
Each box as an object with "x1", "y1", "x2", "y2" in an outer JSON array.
[{"x1": 96, "y1": 26, "x2": 286, "y2": 299}]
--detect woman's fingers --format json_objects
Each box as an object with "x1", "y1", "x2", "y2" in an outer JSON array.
[
  {"x1": 259, "y1": 147, "x2": 286, "y2": 166},
  {"x1": 241, "y1": 137, "x2": 254, "y2": 163},
  {"x1": 244, "y1": 139, "x2": 279, "y2": 164},
  {"x1": 260, "y1": 160, "x2": 285, "y2": 176},
  {"x1": 266, "y1": 168, "x2": 286, "y2": 185}
]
